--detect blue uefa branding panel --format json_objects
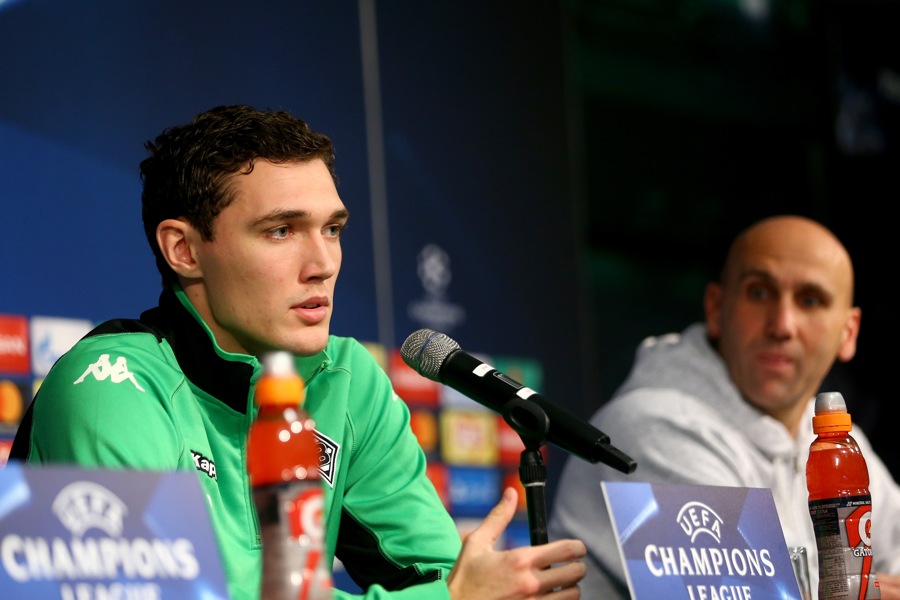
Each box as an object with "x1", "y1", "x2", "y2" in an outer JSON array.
[
  {"x1": 0, "y1": 463, "x2": 229, "y2": 599},
  {"x1": 603, "y1": 481, "x2": 801, "y2": 600}
]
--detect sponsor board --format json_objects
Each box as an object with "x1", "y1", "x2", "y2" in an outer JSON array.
[
  {"x1": 0, "y1": 463, "x2": 229, "y2": 599},
  {"x1": 447, "y1": 466, "x2": 501, "y2": 518},
  {"x1": 0, "y1": 315, "x2": 29, "y2": 376},
  {"x1": 604, "y1": 481, "x2": 802, "y2": 600},
  {"x1": 29, "y1": 316, "x2": 94, "y2": 377},
  {"x1": 440, "y1": 409, "x2": 498, "y2": 466}
]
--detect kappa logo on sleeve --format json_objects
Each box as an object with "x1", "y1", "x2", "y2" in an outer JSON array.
[{"x1": 74, "y1": 354, "x2": 146, "y2": 392}]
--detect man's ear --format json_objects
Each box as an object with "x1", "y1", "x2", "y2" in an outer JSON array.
[
  {"x1": 703, "y1": 282, "x2": 723, "y2": 339},
  {"x1": 156, "y1": 218, "x2": 203, "y2": 279},
  {"x1": 836, "y1": 307, "x2": 862, "y2": 363}
]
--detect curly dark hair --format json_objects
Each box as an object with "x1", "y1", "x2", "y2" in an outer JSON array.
[{"x1": 140, "y1": 104, "x2": 337, "y2": 288}]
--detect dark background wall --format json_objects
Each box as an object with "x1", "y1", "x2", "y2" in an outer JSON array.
[
  {"x1": 568, "y1": 0, "x2": 899, "y2": 485},
  {"x1": 1, "y1": 0, "x2": 897, "y2": 515}
]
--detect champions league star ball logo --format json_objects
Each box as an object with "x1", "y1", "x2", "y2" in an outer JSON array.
[
  {"x1": 408, "y1": 244, "x2": 466, "y2": 331},
  {"x1": 417, "y1": 244, "x2": 452, "y2": 298}
]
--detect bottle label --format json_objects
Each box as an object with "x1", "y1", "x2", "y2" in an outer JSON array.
[
  {"x1": 254, "y1": 480, "x2": 333, "y2": 600},
  {"x1": 808, "y1": 495, "x2": 880, "y2": 600}
]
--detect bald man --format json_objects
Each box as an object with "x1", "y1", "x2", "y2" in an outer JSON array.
[{"x1": 549, "y1": 215, "x2": 900, "y2": 599}]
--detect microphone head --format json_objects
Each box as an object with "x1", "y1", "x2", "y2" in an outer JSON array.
[{"x1": 400, "y1": 329, "x2": 460, "y2": 380}]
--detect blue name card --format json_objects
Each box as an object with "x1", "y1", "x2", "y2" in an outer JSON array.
[
  {"x1": 603, "y1": 481, "x2": 802, "y2": 600},
  {"x1": 0, "y1": 462, "x2": 229, "y2": 599}
]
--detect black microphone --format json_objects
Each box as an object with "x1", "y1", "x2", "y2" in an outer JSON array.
[{"x1": 400, "y1": 328, "x2": 637, "y2": 474}]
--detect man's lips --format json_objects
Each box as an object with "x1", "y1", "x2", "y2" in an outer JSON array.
[
  {"x1": 756, "y1": 351, "x2": 794, "y2": 370},
  {"x1": 292, "y1": 297, "x2": 330, "y2": 324},
  {"x1": 295, "y1": 296, "x2": 329, "y2": 309}
]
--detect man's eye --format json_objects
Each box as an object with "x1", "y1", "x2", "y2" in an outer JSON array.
[
  {"x1": 325, "y1": 224, "x2": 344, "y2": 238},
  {"x1": 747, "y1": 286, "x2": 768, "y2": 300},
  {"x1": 800, "y1": 294, "x2": 824, "y2": 309},
  {"x1": 269, "y1": 226, "x2": 290, "y2": 239}
]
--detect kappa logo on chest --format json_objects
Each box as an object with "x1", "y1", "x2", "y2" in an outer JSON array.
[{"x1": 191, "y1": 450, "x2": 217, "y2": 480}]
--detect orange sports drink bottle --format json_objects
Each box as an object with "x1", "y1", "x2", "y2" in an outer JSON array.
[
  {"x1": 247, "y1": 351, "x2": 332, "y2": 600},
  {"x1": 806, "y1": 391, "x2": 880, "y2": 600}
]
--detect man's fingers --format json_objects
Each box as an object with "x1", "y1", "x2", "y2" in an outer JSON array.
[
  {"x1": 535, "y1": 539, "x2": 587, "y2": 569},
  {"x1": 465, "y1": 487, "x2": 517, "y2": 548},
  {"x1": 538, "y1": 557, "x2": 586, "y2": 592}
]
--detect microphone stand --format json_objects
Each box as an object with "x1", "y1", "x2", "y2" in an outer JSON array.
[{"x1": 501, "y1": 398, "x2": 551, "y2": 546}]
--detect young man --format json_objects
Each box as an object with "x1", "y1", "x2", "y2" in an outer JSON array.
[
  {"x1": 549, "y1": 215, "x2": 900, "y2": 599},
  {"x1": 11, "y1": 105, "x2": 586, "y2": 600}
]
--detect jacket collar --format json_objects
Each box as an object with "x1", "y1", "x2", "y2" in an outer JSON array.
[{"x1": 144, "y1": 285, "x2": 333, "y2": 411}]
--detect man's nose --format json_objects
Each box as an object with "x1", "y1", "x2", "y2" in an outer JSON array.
[
  {"x1": 300, "y1": 235, "x2": 339, "y2": 281},
  {"x1": 766, "y1": 297, "x2": 797, "y2": 339}
]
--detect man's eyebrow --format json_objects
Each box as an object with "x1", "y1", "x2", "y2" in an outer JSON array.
[
  {"x1": 738, "y1": 267, "x2": 833, "y2": 298},
  {"x1": 252, "y1": 209, "x2": 308, "y2": 227},
  {"x1": 252, "y1": 208, "x2": 349, "y2": 227},
  {"x1": 736, "y1": 267, "x2": 775, "y2": 283}
]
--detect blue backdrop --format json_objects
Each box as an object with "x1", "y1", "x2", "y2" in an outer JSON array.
[{"x1": 0, "y1": 0, "x2": 593, "y2": 511}]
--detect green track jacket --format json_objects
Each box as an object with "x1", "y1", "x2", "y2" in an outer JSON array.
[{"x1": 11, "y1": 286, "x2": 460, "y2": 600}]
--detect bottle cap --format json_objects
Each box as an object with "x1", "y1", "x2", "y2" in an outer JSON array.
[
  {"x1": 255, "y1": 351, "x2": 305, "y2": 406},
  {"x1": 812, "y1": 391, "x2": 852, "y2": 433}
]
